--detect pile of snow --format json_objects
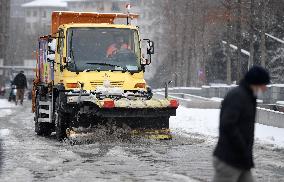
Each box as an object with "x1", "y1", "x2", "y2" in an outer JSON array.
[
  {"x1": 276, "y1": 101, "x2": 284, "y2": 106},
  {"x1": 170, "y1": 107, "x2": 284, "y2": 148}
]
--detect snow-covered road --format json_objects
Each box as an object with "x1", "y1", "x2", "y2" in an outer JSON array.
[{"x1": 0, "y1": 101, "x2": 283, "y2": 182}]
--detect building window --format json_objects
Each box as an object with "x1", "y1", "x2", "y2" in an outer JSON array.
[
  {"x1": 112, "y1": 2, "x2": 120, "y2": 11},
  {"x1": 98, "y1": 2, "x2": 104, "y2": 11},
  {"x1": 33, "y1": 10, "x2": 37, "y2": 17},
  {"x1": 26, "y1": 10, "x2": 31, "y2": 17},
  {"x1": 26, "y1": 23, "x2": 31, "y2": 30},
  {"x1": 42, "y1": 10, "x2": 46, "y2": 18},
  {"x1": 33, "y1": 22, "x2": 37, "y2": 29}
]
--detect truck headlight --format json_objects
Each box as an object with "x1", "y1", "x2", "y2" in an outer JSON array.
[{"x1": 134, "y1": 83, "x2": 146, "y2": 88}]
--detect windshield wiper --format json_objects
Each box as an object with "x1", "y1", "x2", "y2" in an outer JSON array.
[{"x1": 85, "y1": 62, "x2": 128, "y2": 72}]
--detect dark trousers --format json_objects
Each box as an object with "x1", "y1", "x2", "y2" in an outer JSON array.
[{"x1": 213, "y1": 157, "x2": 254, "y2": 182}]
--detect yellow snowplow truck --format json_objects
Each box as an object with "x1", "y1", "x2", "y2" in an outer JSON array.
[{"x1": 32, "y1": 11, "x2": 179, "y2": 141}]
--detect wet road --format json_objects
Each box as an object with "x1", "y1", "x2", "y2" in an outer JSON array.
[{"x1": 0, "y1": 102, "x2": 283, "y2": 182}]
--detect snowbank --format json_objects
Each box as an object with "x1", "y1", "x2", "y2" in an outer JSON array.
[
  {"x1": 276, "y1": 101, "x2": 284, "y2": 106},
  {"x1": 170, "y1": 107, "x2": 284, "y2": 148}
]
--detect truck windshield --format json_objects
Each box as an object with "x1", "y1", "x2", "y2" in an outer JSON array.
[{"x1": 67, "y1": 28, "x2": 141, "y2": 72}]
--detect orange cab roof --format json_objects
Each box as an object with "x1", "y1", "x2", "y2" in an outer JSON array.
[{"x1": 51, "y1": 11, "x2": 139, "y2": 34}]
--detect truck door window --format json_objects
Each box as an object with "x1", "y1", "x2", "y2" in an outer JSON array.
[{"x1": 57, "y1": 29, "x2": 64, "y2": 55}]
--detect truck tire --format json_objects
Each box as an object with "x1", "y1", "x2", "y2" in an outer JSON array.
[
  {"x1": 34, "y1": 96, "x2": 53, "y2": 136},
  {"x1": 55, "y1": 97, "x2": 69, "y2": 141}
]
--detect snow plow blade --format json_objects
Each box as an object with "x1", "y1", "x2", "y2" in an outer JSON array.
[
  {"x1": 65, "y1": 97, "x2": 178, "y2": 140},
  {"x1": 131, "y1": 129, "x2": 172, "y2": 140},
  {"x1": 66, "y1": 128, "x2": 173, "y2": 141}
]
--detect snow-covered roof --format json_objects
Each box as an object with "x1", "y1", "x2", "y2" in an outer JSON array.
[
  {"x1": 63, "y1": 0, "x2": 91, "y2": 2},
  {"x1": 64, "y1": 0, "x2": 129, "y2": 2},
  {"x1": 22, "y1": 0, "x2": 67, "y2": 8}
]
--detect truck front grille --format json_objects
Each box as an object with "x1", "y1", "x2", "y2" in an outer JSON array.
[{"x1": 90, "y1": 81, "x2": 124, "y2": 88}]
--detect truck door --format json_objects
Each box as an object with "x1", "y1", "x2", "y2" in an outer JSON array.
[{"x1": 54, "y1": 29, "x2": 65, "y2": 84}]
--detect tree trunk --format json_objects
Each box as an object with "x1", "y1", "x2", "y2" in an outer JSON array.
[
  {"x1": 248, "y1": 0, "x2": 255, "y2": 69},
  {"x1": 260, "y1": 0, "x2": 267, "y2": 68},
  {"x1": 225, "y1": 0, "x2": 232, "y2": 84},
  {"x1": 191, "y1": 0, "x2": 198, "y2": 86},
  {"x1": 236, "y1": 0, "x2": 242, "y2": 82},
  {"x1": 180, "y1": 1, "x2": 190, "y2": 86},
  {"x1": 200, "y1": 0, "x2": 207, "y2": 85}
]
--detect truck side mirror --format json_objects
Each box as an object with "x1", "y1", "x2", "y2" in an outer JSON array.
[
  {"x1": 47, "y1": 54, "x2": 55, "y2": 62},
  {"x1": 147, "y1": 41, "x2": 154, "y2": 55},
  {"x1": 47, "y1": 39, "x2": 56, "y2": 62},
  {"x1": 141, "y1": 57, "x2": 151, "y2": 65},
  {"x1": 143, "y1": 39, "x2": 155, "y2": 55},
  {"x1": 48, "y1": 39, "x2": 56, "y2": 52}
]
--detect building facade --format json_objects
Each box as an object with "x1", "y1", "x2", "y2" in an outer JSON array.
[
  {"x1": 65, "y1": 0, "x2": 131, "y2": 13},
  {"x1": 0, "y1": 0, "x2": 11, "y2": 60},
  {"x1": 22, "y1": 0, "x2": 67, "y2": 35},
  {"x1": 6, "y1": 0, "x2": 30, "y2": 66},
  {"x1": 0, "y1": 0, "x2": 11, "y2": 84}
]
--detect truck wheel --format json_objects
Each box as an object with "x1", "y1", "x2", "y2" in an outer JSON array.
[
  {"x1": 55, "y1": 98, "x2": 69, "y2": 141},
  {"x1": 34, "y1": 96, "x2": 52, "y2": 136}
]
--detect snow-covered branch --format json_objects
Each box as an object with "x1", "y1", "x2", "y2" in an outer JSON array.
[{"x1": 222, "y1": 41, "x2": 250, "y2": 56}]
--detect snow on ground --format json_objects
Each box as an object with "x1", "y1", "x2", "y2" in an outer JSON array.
[
  {"x1": 0, "y1": 109, "x2": 13, "y2": 117},
  {"x1": 276, "y1": 101, "x2": 284, "y2": 106},
  {"x1": 210, "y1": 97, "x2": 223, "y2": 102},
  {"x1": 0, "y1": 99, "x2": 17, "y2": 141},
  {"x1": 0, "y1": 99, "x2": 16, "y2": 108},
  {"x1": 0, "y1": 129, "x2": 10, "y2": 137},
  {"x1": 170, "y1": 107, "x2": 284, "y2": 148},
  {"x1": 0, "y1": 99, "x2": 16, "y2": 117},
  {"x1": 170, "y1": 107, "x2": 219, "y2": 137}
]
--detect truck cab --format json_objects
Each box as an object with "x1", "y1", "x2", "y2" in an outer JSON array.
[
  {"x1": 33, "y1": 12, "x2": 177, "y2": 141},
  {"x1": 54, "y1": 23, "x2": 149, "y2": 92}
]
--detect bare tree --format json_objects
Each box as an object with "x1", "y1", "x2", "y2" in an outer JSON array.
[
  {"x1": 248, "y1": 0, "x2": 255, "y2": 68},
  {"x1": 260, "y1": 0, "x2": 270, "y2": 67},
  {"x1": 236, "y1": 0, "x2": 242, "y2": 81},
  {"x1": 223, "y1": 0, "x2": 233, "y2": 84}
]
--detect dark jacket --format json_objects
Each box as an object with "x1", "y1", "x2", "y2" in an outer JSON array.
[
  {"x1": 13, "y1": 73, "x2": 27, "y2": 89},
  {"x1": 213, "y1": 80, "x2": 257, "y2": 170}
]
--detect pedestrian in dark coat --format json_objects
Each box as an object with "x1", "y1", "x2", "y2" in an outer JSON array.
[
  {"x1": 213, "y1": 66, "x2": 270, "y2": 182},
  {"x1": 13, "y1": 71, "x2": 27, "y2": 105}
]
